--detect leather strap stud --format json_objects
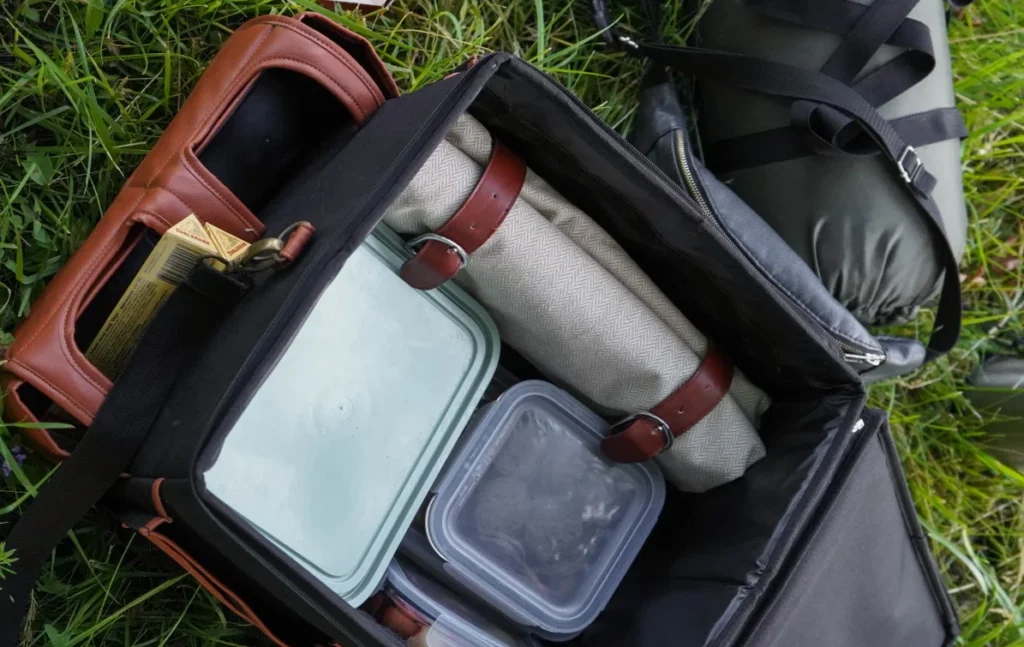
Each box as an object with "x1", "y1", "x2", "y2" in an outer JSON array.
[
  {"x1": 400, "y1": 139, "x2": 526, "y2": 290},
  {"x1": 601, "y1": 345, "x2": 735, "y2": 464}
]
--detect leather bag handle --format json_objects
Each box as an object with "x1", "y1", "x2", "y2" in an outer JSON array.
[{"x1": 3, "y1": 14, "x2": 398, "y2": 437}]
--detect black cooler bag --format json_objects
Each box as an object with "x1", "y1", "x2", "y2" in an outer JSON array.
[{"x1": 1, "y1": 54, "x2": 958, "y2": 646}]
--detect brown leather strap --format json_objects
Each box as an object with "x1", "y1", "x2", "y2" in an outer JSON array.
[
  {"x1": 371, "y1": 596, "x2": 424, "y2": 640},
  {"x1": 400, "y1": 140, "x2": 526, "y2": 290},
  {"x1": 601, "y1": 345, "x2": 734, "y2": 463},
  {"x1": 279, "y1": 221, "x2": 315, "y2": 265},
  {"x1": 140, "y1": 519, "x2": 291, "y2": 647}
]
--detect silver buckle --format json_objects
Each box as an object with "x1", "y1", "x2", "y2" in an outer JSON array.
[
  {"x1": 405, "y1": 233, "x2": 469, "y2": 268},
  {"x1": 610, "y1": 411, "x2": 674, "y2": 453},
  {"x1": 897, "y1": 145, "x2": 921, "y2": 184}
]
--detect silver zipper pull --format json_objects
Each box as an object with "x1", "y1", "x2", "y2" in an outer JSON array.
[
  {"x1": 852, "y1": 419, "x2": 865, "y2": 434},
  {"x1": 843, "y1": 350, "x2": 886, "y2": 367}
]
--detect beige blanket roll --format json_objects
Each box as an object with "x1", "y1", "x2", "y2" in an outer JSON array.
[{"x1": 384, "y1": 115, "x2": 769, "y2": 492}]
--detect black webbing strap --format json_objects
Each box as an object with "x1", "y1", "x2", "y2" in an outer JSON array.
[
  {"x1": 0, "y1": 263, "x2": 251, "y2": 645},
  {"x1": 629, "y1": 43, "x2": 961, "y2": 357},
  {"x1": 702, "y1": 0, "x2": 968, "y2": 172},
  {"x1": 593, "y1": 0, "x2": 968, "y2": 172}
]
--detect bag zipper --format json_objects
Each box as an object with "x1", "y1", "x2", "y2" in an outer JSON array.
[
  {"x1": 188, "y1": 64, "x2": 483, "y2": 647},
  {"x1": 838, "y1": 343, "x2": 885, "y2": 367},
  {"x1": 672, "y1": 130, "x2": 885, "y2": 368},
  {"x1": 673, "y1": 129, "x2": 714, "y2": 220}
]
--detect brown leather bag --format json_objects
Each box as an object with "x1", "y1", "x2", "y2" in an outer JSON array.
[{"x1": 2, "y1": 13, "x2": 398, "y2": 462}]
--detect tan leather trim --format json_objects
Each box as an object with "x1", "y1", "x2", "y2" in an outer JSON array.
[
  {"x1": 279, "y1": 222, "x2": 316, "y2": 265},
  {"x1": 239, "y1": 14, "x2": 389, "y2": 122},
  {"x1": 141, "y1": 520, "x2": 293, "y2": 647},
  {"x1": 1, "y1": 376, "x2": 68, "y2": 462},
  {"x1": 78, "y1": 226, "x2": 146, "y2": 319},
  {"x1": 293, "y1": 13, "x2": 400, "y2": 99},
  {"x1": 151, "y1": 478, "x2": 171, "y2": 521}
]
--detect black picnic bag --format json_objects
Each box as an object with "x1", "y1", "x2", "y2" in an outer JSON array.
[{"x1": 1, "y1": 36, "x2": 958, "y2": 647}]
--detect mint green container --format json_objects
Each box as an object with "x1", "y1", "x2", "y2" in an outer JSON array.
[{"x1": 201, "y1": 225, "x2": 499, "y2": 607}]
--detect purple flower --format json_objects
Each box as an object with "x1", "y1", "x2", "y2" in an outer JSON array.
[{"x1": 1, "y1": 445, "x2": 27, "y2": 478}]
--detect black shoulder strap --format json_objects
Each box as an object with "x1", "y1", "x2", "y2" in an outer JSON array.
[
  {"x1": 701, "y1": 0, "x2": 968, "y2": 173},
  {"x1": 0, "y1": 263, "x2": 251, "y2": 646},
  {"x1": 591, "y1": 0, "x2": 963, "y2": 359}
]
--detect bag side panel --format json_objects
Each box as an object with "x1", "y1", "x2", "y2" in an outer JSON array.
[{"x1": 738, "y1": 411, "x2": 957, "y2": 647}]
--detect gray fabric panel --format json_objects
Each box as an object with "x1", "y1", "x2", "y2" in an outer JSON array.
[
  {"x1": 384, "y1": 115, "x2": 769, "y2": 492},
  {"x1": 743, "y1": 428, "x2": 948, "y2": 647},
  {"x1": 697, "y1": 0, "x2": 967, "y2": 325}
]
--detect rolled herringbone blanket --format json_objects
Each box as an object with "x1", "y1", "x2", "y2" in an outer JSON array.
[{"x1": 384, "y1": 115, "x2": 769, "y2": 492}]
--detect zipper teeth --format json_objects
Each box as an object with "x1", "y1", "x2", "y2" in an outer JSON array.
[
  {"x1": 673, "y1": 130, "x2": 713, "y2": 219},
  {"x1": 837, "y1": 341, "x2": 886, "y2": 366},
  {"x1": 672, "y1": 126, "x2": 885, "y2": 368},
  {"x1": 189, "y1": 63, "x2": 482, "y2": 646}
]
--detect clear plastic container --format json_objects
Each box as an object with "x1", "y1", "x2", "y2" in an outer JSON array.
[
  {"x1": 426, "y1": 381, "x2": 665, "y2": 639},
  {"x1": 201, "y1": 225, "x2": 499, "y2": 607},
  {"x1": 385, "y1": 559, "x2": 537, "y2": 647}
]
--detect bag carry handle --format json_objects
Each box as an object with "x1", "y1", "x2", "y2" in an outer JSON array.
[
  {"x1": 591, "y1": 0, "x2": 963, "y2": 359},
  {"x1": 2, "y1": 12, "x2": 400, "y2": 446}
]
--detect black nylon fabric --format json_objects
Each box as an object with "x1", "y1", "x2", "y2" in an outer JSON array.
[
  {"x1": 585, "y1": 411, "x2": 957, "y2": 647},
  {"x1": 739, "y1": 410, "x2": 957, "y2": 647},
  {"x1": 630, "y1": 42, "x2": 961, "y2": 360},
  {"x1": 597, "y1": 0, "x2": 965, "y2": 336},
  {"x1": 690, "y1": 0, "x2": 966, "y2": 328},
  {"x1": 627, "y1": 75, "x2": 893, "y2": 375},
  {"x1": 0, "y1": 265, "x2": 251, "y2": 646}
]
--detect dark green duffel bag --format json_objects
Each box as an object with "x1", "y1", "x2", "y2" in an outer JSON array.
[{"x1": 594, "y1": 0, "x2": 968, "y2": 380}]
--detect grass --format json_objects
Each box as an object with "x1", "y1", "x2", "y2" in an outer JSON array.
[{"x1": 0, "y1": 0, "x2": 1022, "y2": 644}]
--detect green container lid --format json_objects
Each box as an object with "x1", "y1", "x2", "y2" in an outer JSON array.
[{"x1": 201, "y1": 224, "x2": 499, "y2": 606}]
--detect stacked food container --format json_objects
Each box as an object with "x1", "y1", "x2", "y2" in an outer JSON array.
[{"x1": 200, "y1": 225, "x2": 666, "y2": 644}]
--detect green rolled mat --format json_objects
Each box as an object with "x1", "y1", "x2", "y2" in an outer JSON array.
[{"x1": 696, "y1": 0, "x2": 967, "y2": 326}]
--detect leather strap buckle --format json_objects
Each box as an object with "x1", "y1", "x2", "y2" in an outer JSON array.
[
  {"x1": 405, "y1": 233, "x2": 469, "y2": 268},
  {"x1": 610, "y1": 411, "x2": 674, "y2": 454},
  {"x1": 399, "y1": 139, "x2": 526, "y2": 291},
  {"x1": 601, "y1": 345, "x2": 735, "y2": 464}
]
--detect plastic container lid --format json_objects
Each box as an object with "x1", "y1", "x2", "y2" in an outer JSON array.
[
  {"x1": 201, "y1": 225, "x2": 499, "y2": 607},
  {"x1": 386, "y1": 559, "x2": 537, "y2": 647},
  {"x1": 426, "y1": 381, "x2": 665, "y2": 637}
]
